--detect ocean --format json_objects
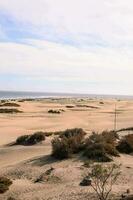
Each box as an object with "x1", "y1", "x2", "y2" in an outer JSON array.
[{"x1": 0, "y1": 90, "x2": 133, "y2": 100}]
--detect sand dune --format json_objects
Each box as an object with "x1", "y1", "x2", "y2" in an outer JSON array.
[{"x1": 0, "y1": 98, "x2": 133, "y2": 199}]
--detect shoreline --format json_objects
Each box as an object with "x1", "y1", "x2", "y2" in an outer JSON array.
[{"x1": 0, "y1": 90, "x2": 133, "y2": 100}]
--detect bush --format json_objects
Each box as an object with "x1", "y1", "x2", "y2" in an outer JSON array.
[
  {"x1": 48, "y1": 110, "x2": 61, "y2": 114},
  {"x1": 51, "y1": 128, "x2": 86, "y2": 159},
  {"x1": 101, "y1": 130, "x2": 119, "y2": 144},
  {"x1": 0, "y1": 102, "x2": 20, "y2": 107},
  {"x1": 60, "y1": 128, "x2": 86, "y2": 139},
  {"x1": 0, "y1": 177, "x2": 12, "y2": 194},
  {"x1": 16, "y1": 135, "x2": 29, "y2": 145},
  {"x1": 84, "y1": 164, "x2": 121, "y2": 200},
  {"x1": 0, "y1": 108, "x2": 22, "y2": 113},
  {"x1": 84, "y1": 131, "x2": 119, "y2": 162},
  {"x1": 84, "y1": 143, "x2": 113, "y2": 162},
  {"x1": 103, "y1": 142, "x2": 119, "y2": 157},
  {"x1": 16, "y1": 132, "x2": 45, "y2": 145},
  {"x1": 27, "y1": 132, "x2": 45, "y2": 145},
  {"x1": 7, "y1": 197, "x2": 16, "y2": 200},
  {"x1": 51, "y1": 137, "x2": 71, "y2": 159},
  {"x1": 1, "y1": 100, "x2": 6, "y2": 103},
  {"x1": 66, "y1": 105, "x2": 74, "y2": 108},
  {"x1": 117, "y1": 134, "x2": 133, "y2": 154}
]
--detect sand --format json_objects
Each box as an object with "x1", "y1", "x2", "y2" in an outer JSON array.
[{"x1": 0, "y1": 98, "x2": 133, "y2": 199}]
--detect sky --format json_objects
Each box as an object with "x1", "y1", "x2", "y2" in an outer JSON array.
[{"x1": 0, "y1": 0, "x2": 133, "y2": 95}]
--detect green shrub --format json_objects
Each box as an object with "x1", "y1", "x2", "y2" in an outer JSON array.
[
  {"x1": 16, "y1": 132, "x2": 45, "y2": 145},
  {"x1": 117, "y1": 134, "x2": 133, "y2": 154},
  {"x1": 0, "y1": 177, "x2": 12, "y2": 194}
]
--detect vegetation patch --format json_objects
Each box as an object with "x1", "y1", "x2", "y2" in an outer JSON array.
[
  {"x1": 7, "y1": 197, "x2": 16, "y2": 200},
  {"x1": 0, "y1": 102, "x2": 20, "y2": 107},
  {"x1": 48, "y1": 109, "x2": 61, "y2": 114},
  {"x1": 16, "y1": 132, "x2": 45, "y2": 145},
  {"x1": 59, "y1": 128, "x2": 86, "y2": 138},
  {"x1": 81, "y1": 164, "x2": 121, "y2": 200},
  {"x1": 117, "y1": 134, "x2": 133, "y2": 154},
  {"x1": 0, "y1": 177, "x2": 12, "y2": 194},
  {"x1": 76, "y1": 105, "x2": 99, "y2": 109},
  {"x1": 66, "y1": 105, "x2": 75, "y2": 108},
  {"x1": 51, "y1": 128, "x2": 86, "y2": 159},
  {"x1": 0, "y1": 108, "x2": 22, "y2": 113},
  {"x1": 84, "y1": 131, "x2": 119, "y2": 162}
]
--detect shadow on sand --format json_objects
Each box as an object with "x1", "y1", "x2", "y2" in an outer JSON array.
[{"x1": 26, "y1": 154, "x2": 60, "y2": 167}]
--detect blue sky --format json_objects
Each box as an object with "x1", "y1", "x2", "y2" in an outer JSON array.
[{"x1": 0, "y1": 0, "x2": 133, "y2": 95}]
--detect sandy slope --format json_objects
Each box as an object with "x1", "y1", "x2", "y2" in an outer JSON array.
[{"x1": 0, "y1": 98, "x2": 133, "y2": 199}]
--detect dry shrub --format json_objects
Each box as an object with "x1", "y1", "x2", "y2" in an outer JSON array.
[
  {"x1": 117, "y1": 134, "x2": 133, "y2": 154},
  {"x1": 48, "y1": 109, "x2": 61, "y2": 114},
  {"x1": 51, "y1": 128, "x2": 86, "y2": 159},
  {"x1": 0, "y1": 108, "x2": 22, "y2": 113},
  {"x1": 16, "y1": 132, "x2": 45, "y2": 145},
  {"x1": 60, "y1": 128, "x2": 86, "y2": 139},
  {"x1": 84, "y1": 131, "x2": 119, "y2": 162},
  {"x1": 0, "y1": 177, "x2": 12, "y2": 194},
  {"x1": 52, "y1": 137, "x2": 71, "y2": 159},
  {"x1": 7, "y1": 197, "x2": 16, "y2": 200},
  {"x1": 0, "y1": 102, "x2": 20, "y2": 107}
]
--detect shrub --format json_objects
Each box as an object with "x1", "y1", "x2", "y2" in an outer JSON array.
[
  {"x1": 48, "y1": 109, "x2": 61, "y2": 114},
  {"x1": 0, "y1": 102, "x2": 20, "y2": 107},
  {"x1": 16, "y1": 132, "x2": 45, "y2": 145},
  {"x1": 0, "y1": 177, "x2": 12, "y2": 194},
  {"x1": 7, "y1": 197, "x2": 16, "y2": 200},
  {"x1": 66, "y1": 105, "x2": 75, "y2": 108},
  {"x1": 103, "y1": 142, "x2": 119, "y2": 157},
  {"x1": 27, "y1": 132, "x2": 45, "y2": 145},
  {"x1": 84, "y1": 164, "x2": 121, "y2": 200},
  {"x1": 16, "y1": 135, "x2": 29, "y2": 145},
  {"x1": 101, "y1": 130, "x2": 119, "y2": 144},
  {"x1": 52, "y1": 137, "x2": 71, "y2": 159},
  {"x1": 84, "y1": 143, "x2": 112, "y2": 162},
  {"x1": 51, "y1": 128, "x2": 86, "y2": 159},
  {"x1": 84, "y1": 131, "x2": 119, "y2": 162},
  {"x1": 76, "y1": 105, "x2": 99, "y2": 109},
  {"x1": 60, "y1": 128, "x2": 86, "y2": 139},
  {"x1": 1, "y1": 100, "x2": 6, "y2": 103},
  {"x1": 117, "y1": 134, "x2": 133, "y2": 154},
  {"x1": 0, "y1": 108, "x2": 22, "y2": 113}
]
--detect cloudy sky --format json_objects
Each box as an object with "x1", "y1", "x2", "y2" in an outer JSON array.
[{"x1": 0, "y1": 0, "x2": 133, "y2": 95}]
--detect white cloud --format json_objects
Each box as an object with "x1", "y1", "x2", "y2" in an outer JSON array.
[
  {"x1": 1, "y1": 0, "x2": 133, "y2": 45},
  {"x1": 0, "y1": 39, "x2": 133, "y2": 83},
  {"x1": 0, "y1": 0, "x2": 133, "y2": 94}
]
